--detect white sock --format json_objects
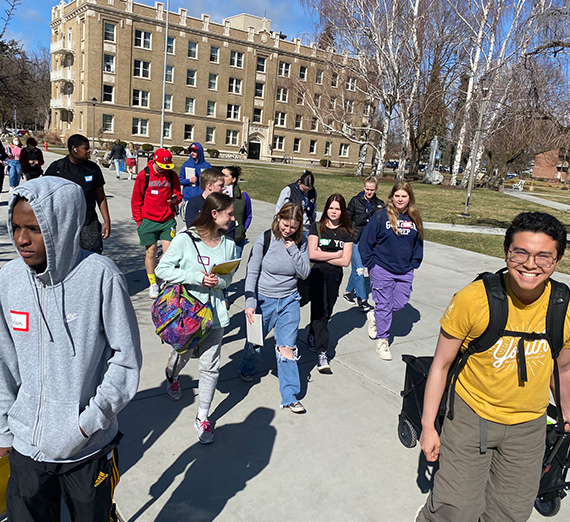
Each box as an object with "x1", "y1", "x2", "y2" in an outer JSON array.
[{"x1": 197, "y1": 408, "x2": 209, "y2": 421}]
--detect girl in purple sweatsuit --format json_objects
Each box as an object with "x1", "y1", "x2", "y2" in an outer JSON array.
[{"x1": 359, "y1": 181, "x2": 424, "y2": 361}]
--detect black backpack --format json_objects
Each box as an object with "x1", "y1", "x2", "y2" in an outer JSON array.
[
  {"x1": 441, "y1": 268, "x2": 570, "y2": 429},
  {"x1": 141, "y1": 165, "x2": 174, "y2": 203}
]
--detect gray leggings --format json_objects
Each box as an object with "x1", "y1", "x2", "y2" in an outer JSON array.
[{"x1": 166, "y1": 328, "x2": 224, "y2": 411}]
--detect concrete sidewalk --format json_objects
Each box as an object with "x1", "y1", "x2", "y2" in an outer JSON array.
[{"x1": 0, "y1": 165, "x2": 568, "y2": 521}]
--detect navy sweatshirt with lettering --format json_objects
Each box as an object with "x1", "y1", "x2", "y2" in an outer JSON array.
[{"x1": 359, "y1": 208, "x2": 423, "y2": 275}]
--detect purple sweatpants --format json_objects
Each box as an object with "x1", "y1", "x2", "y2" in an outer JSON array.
[{"x1": 369, "y1": 264, "x2": 414, "y2": 339}]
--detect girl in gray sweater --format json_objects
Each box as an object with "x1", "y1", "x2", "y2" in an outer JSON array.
[{"x1": 238, "y1": 203, "x2": 311, "y2": 413}]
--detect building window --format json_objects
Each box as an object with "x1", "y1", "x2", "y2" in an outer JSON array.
[
  {"x1": 276, "y1": 87, "x2": 288, "y2": 103},
  {"x1": 325, "y1": 141, "x2": 331, "y2": 156},
  {"x1": 133, "y1": 60, "x2": 150, "y2": 78},
  {"x1": 278, "y1": 61, "x2": 290, "y2": 77},
  {"x1": 339, "y1": 143, "x2": 349, "y2": 157},
  {"x1": 330, "y1": 97, "x2": 336, "y2": 110},
  {"x1": 167, "y1": 36, "x2": 175, "y2": 54},
  {"x1": 295, "y1": 114, "x2": 302, "y2": 129},
  {"x1": 273, "y1": 135, "x2": 284, "y2": 150},
  {"x1": 132, "y1": 89, "x2": 149, "y2": 107},
  {"x1": 205, "y1": 127, "x2": 215, "y2": 143},
  {"x1": 345, "y1": 99, "x2": 354, "y2": 113},
  {"x1": 331, "y1": 72, "x2": 338, "y2": 87},
  {"x1": 297, "y1": 93, "x2": 304, "y2": 105},
  {"x1": 208, "y1": 73, "x2": 218, "y2": 90},
  {"x1": 299, "y1": 66, "x2": 307, "y2": 81},
  {"x1": 316, "y1": 70, "x2": 323, "y2": 84},
  {"x1": 364, "y1": 103, "x2": 372, "y2": 116},
  {"x1": 226, "y1": 129, "x2": 239, "y2": 145},
  {"x1": 164, "y1": 94, "x2": 172, "y2": 111},
  {"x1": 257, "y1": 56, "x2": 266, "y2": 73},
  {"x1": 313, "y1": 93, "x2": 321, "y2": 107},
  {"x1": 255, "y1": 82, "x2": 264, "y2": 98},
  {"x1": 186, "y1": 69, "x2": 196, "y2": 87},
  {"x1": 103, "y1": 22, "x2": 115, "y2": 42},
  {"x1": 210, "y1": 46, "x2": 219, "y2": 63},
  {"x1": 227, "y1": 104, "x2": 240, "y2": 120},
  {"x1": 253, "y1": 108, "x2": 262, "y2": 123},
  {"x1": 185, "y1": 97, "x2": 195, "y2": 114},
  {"x1": 293, "y1": 137, "x2": 301, "y2": 153},
  {"x1": 187, "y1": 41, "x2": 198, "y2": 59},
  {"x1": 346, "y1": 77, "x2": 356, "y2": 91},
  {"x1": 275, "y1": 111, "x2": 286, "y2": 126},
  {"x1": 311, "y1": 117, "x2": 318, "y2": 131},
  {"x1": 103, "y1": 54, "x2": 115, "y2": 73},
  {"x1": 134, "y1": 29, "x2": 151, "y2": 49},
  {"x1": 207, "y1": 100, "x2": 216, "y2": 117},
  {"x1": 228, "y1": 77, "x2": 242, "y2": 94},
  {"x1": 102, "y1": 85, "x2": 114, "y2": 103},
  {"x1": 132, "y1": 118, "x2": 148, "y2": 135},
  {"x1": 230, "y1": 50, "x2": 244, "y2": 68},
  {"x1": 165, "y1": 65, "x2": 174, "y2": 83},
  {"x1": 309, "y1": 140, "x2": 317, "y2": 154},
  {"x1": 102, "y1": 114, "x2": 113, "y2": 132},
  {"x1": 163, "y1": 121, "x2": 171, "y2": 139},
  {"x1": 184, "y1": 124, "x2": 194, "y2": 140}
]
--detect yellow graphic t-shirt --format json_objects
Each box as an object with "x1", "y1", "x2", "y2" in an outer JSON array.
[{"x1": 440, "y1": 276, "x2": 570, "y2": 425}]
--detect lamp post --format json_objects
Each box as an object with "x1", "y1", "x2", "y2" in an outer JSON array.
[
  {"x1": 91, "y1": 97, "x2": 97, "y2": 152},
  {"x1": 461, "y1": 76, "x2": 491, "y2": 217},
  {"x1": 160, "y1": 0, "x2": 170, "y2": 148}
]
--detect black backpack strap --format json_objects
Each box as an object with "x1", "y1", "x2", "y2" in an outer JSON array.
[
  {"x1": 447, "y1": 271, "x2": 509, "y2": 421},
  {"x1": 262, "y1": 229, "x2": 272, "y2": 257},
  {"x1": 142, "y1": 166, "x2": 151, "y2": 203}
]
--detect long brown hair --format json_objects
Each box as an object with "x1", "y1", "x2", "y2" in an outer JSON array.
[
  {"x1": 191, "y1": 192, "x2": 233, "y2": 238},
  {"x1": 320, "y1": 193, "x2": 352, "y2": 235},
  {"x1": 386, "y1": 181, "x2": 424, "y2": 239},
  {"x1": 272, "y1": 203, "x2": 304, "y2": 246}
]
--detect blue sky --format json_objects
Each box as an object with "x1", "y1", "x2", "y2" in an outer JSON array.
[{"x1": 4, "y1": 0, "x2": 320, "y2": 51}]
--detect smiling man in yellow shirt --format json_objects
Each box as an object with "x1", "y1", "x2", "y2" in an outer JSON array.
[{"x1": 417, "y1": 212, "x2": 570, "y2": 522}]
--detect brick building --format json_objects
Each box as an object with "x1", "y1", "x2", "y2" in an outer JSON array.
[
  {"x1": 532, "y1": 148, "x2": 569, "y2": 182},
  {"x1": 50, "y1": 0, "x2": 375, "y2": 166}
]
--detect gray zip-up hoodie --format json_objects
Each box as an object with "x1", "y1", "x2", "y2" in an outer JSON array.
[{"x1": 0, "y1": 177, "x2": 142, "y2": 462}]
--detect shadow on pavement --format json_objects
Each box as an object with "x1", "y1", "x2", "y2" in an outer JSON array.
[
  {"x1": 390, "y1": 304, "x2": 421, "y2": 344},
  {"x1": 128, "y1": 407, "x2": 276, "y2": 522}
]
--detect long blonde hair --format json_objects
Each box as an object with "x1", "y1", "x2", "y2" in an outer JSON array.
[{"x1": 386, "y1": 181, "x2": 424, "y2": 239}]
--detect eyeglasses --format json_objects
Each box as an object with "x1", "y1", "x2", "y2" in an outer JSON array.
[{"x1": 507, "y1": 249, "x2": 557, "y2": 268}]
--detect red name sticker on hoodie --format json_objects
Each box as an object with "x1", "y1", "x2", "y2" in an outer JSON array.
[{"x1": 10, "y1": 311, "x2": 29, "y2": 332}]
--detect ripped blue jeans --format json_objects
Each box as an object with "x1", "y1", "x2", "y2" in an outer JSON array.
[{"x1": 239, "y1": 291, "x2": 301, "y2": 407}]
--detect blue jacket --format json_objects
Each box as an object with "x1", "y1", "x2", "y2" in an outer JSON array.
[
  {"x1": 359, "y1": 208, "x2": 423, "y2": 275},
  {"x1": 179, "y1": 142, "x2": 211, "y2": 200}
]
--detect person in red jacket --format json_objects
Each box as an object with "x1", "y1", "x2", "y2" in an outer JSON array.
[{"x1": 131, "y1": 148, "x2": 182, "y2": 298}]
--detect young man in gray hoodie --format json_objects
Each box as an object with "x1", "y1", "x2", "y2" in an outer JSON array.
[{"x1": 0, "y1": 177, "x2": 142, "y2": 522}]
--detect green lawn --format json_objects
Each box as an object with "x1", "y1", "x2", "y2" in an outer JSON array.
[{"x1": 169, "y1": 159, "x2": 570, "y2": 274}]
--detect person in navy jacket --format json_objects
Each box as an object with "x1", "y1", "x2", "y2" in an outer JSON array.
[{"x1": 359, "y1": 181, "x2": 424, "y2": 361}]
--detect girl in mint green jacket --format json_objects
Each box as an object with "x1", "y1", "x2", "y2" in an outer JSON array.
[{"x1": 156, "y1": 193, "x2": 236, "y2": 444}]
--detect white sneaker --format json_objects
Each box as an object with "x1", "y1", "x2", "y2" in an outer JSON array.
[
  {"x1": 376, "y1": 338, "x2": 392, "y2": 360},
  {"x1": 367, "y1": 310, "x2": 377, "y2": 339},
  {"x1": 149, "y1": 283, "x2": 159, "y2": 299},
  {"x1": 195, "y1": 416, "x2": 215, "y2": 444}
]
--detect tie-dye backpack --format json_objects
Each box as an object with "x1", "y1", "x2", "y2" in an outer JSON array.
[{"x1": 151, "y1": 231, "x2": 213, "y2": 353}]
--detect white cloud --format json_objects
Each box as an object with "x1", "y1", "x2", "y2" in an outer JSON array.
[{"x1": 18, "y1": 8, "x2": 44, "y2": 23}]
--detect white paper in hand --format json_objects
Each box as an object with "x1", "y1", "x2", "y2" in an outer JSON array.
[{"x1": 246, "y1": 314, "x2": 264, "y2": 346}]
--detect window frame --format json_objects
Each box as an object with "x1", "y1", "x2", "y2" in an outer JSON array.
[
  {"x1": 228, "y1": 77, "x2": 242, "y2": 95},
  {"x1": 132, "y1": 89, "x2": 150, "y2": 108},
  {"x1": 225, "y1": 129, "x2": 239, "y2": 146},
  {"x1": 230, "y1": 50, "x2": 244, "y2": 68},
  {"x1": 134, "y1": 29, "x2": 152, "y2": 50},
  {"x1": 133, "y1": 59, "x2": 150, "y2": 79},
  {"x1": 103, "y1": 54, "x2": 115, "y2": 73},
  {"x1": 102, "y1": 114, "x2": 114, "y2": 132},
  {"x1": 186, "y1": 69, "x2": 196, "y2": 87},
  {"x1": 103, "y1": 22, "x2": 116, "y2": 43},
  {"x1": 185, "y1": 97, "x2": 195, "y2": 114},
  {"x1": 102, "y1": 84, "x2": 114, "y2": 103},
  {"x1": 184, "y1": 124, "x2": 194, "y2": 141},
  {"x1": 205, "y1": 126, "x2": 215, "y2": 143},
  {"x1": 209, "y1": 46, "x2": 219, "y2": 63},
  {"x1": 256, "y1": 56, "x2": 266, "y2": 73},
  {"x1": 132, "y1": 117, "x2": 149, "y2": 136},
  {"x1": 278, "y1": 61, "x2": 291, "y2": 77},
  {"x1": 187, "y1": 41, "x2": 198, "y2": 59},
  {"x1": 206, "y1": 100, "x2": 216, "y2": 117},
  {"x1": 274, "y1": 111, "x2": 286, "y2": 127},
  {"x1": 208, "y1": 73, "x2": 218, "y2": 91},
  {"x1": 227, "y1": 103, "x2": 241, "y2": 120}
]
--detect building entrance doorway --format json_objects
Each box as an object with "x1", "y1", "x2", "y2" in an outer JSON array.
[{"x1": 248, "y1": 141, "x2": 260, "y2": 160}]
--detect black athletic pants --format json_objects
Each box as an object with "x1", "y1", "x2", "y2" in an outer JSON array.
[
  {"x1": 7, "y1": 447, "x2": 120, "y2": 522},
  {"x1": 309, "y1": 265, "x2": 343, "y2": 353}
]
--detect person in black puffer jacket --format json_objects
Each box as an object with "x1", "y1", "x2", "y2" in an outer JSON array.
[{"x1": 343, "y1": 175, "x2": 384, "y2": 312}]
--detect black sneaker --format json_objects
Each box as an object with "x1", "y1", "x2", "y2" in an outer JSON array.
[
  {"x1": 358, "y1": 299, "x2": 373, "y2": 313},
  {"x1": 307, "y1": 333, "x2": 317, "y2": 352},
  {"x1": 342, "y1": 293, "x2": 355, "y2": 304},
  {"x1": 317, "y1": 352, "x2": 331, "y2": 373},
  {"x1": 286, "y1": 401, "x2": 306, "y2": 414},
  {"x1": 238, "y1": 370, "x2": 254, "y2": 383}
]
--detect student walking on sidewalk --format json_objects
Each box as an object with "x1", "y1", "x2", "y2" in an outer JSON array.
[
  {"x1": 307, "y1": 194, "x2": 353, "y2": 373},
  {"x1": 359, "y1": 181, "x2": 424, "y2": 360},
  {"x1": 343, "y1": 175, "x2": 384, "y2": 313},
  {"x1": 238, "y1": 203, "x2": 311, "y2": 413},
  {"x1": 156, "y1": 193, "x2": 236, "y2": 444}
]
